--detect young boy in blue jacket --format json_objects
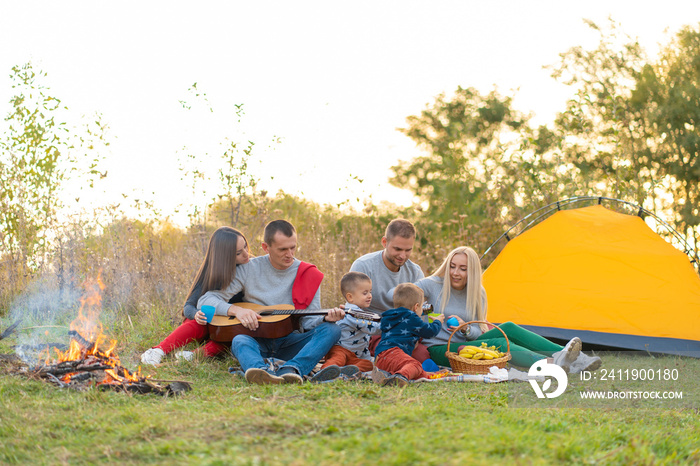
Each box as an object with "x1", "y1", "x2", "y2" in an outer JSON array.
[{"x1": 373, "y1": 282, "x2": 444, "y2": 386}]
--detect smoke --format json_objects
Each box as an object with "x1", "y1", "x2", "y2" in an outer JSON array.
[{"x1": 6, "y1": 274, "x2": 83, "y2": 365}]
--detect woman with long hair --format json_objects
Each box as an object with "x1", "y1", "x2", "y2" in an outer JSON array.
[
  {"x1": 416, "y1": 246, "x2": 601, "y2": 372},
  {"x1": 140, "y1": 226, "x2": 250, "y2": 365}
]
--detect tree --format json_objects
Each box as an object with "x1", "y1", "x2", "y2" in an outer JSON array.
[
  {"x1": 212, "y1": 104, "x2": 262, "y2": 229},
  {"x1": 390, "y1": 86, "x2": 529, "y2": 252},
  {"x1": 552, "y1": 20, "x2": 700, "y2": 252},
  {"x1": 633, "y1": 25, "x2": 700, "y2": 250},
  {"x1": 0, "y1": 63, "x2": 105, "y2": 287},
  {"x1": 550, "y1": 19, "x2": 654, "y2": 204},
  {"x1": 177, "y1": 85, "x2": 268, "y2": 232}
]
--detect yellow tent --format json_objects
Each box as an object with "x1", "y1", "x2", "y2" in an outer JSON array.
[{"x1": 483, "y1": 205, "x2": 700, "y2": 356}]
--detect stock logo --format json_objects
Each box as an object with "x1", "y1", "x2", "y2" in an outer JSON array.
[{"x1": 528, "y1": 359, "x2": 568, "y2": 399}]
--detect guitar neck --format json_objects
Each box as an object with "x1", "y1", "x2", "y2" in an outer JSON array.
[
  {"x1": 258, "y1": 308, "x2": 380, "y2": 321},
  {"x1": 259, "y1": 308, "x2": 335, "y2": 317}
]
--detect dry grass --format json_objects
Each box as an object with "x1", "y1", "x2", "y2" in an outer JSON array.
[
  {"x1": 0, "y1": 191, "x2": 511, "y2": 334},
  {"x1": 0, "y1": 193, "x2": 412, "y2": 319}
]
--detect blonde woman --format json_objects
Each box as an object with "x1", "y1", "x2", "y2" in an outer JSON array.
[{"x1": 416, "y1": 247, "x2": 601, "y2": 372}]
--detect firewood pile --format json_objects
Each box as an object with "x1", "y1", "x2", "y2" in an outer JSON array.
[
  {"x1": 2, "y1": 358, "x2": 191, "y2": 396},
  {"x1": 1, "y1": 273, "x2": 192, "y2": 396},
  {"x1": 30, "y1": 356, "x2": 190, "y2": 395},
  {"x1": 1, "y1": 349, "x2": 191, "y2": 396},
  {"x1": 2, "y1": 325, "x2": 191, "y2": 396}
]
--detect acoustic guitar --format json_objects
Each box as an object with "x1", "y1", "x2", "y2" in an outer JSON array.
[{"x1": 207, "y1": 303, "x2": 381, "y2": 342}]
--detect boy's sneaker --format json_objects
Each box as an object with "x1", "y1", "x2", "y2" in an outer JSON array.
[
  {"x1": 371, "y1": 367, "x2": 391, "y2": 385},
  {"x1": 310, "y1": 365, "x2": 341, "y2": 383},
  {"x1": 140, "y1": 348, "x2": 165, "y2": 366},
  {"x1": 383, "y1": 374, "x2": 409, "y2": 387},
  {"x1": 245, "y1": 368, "x2": 284, "y2": 385},
  {"x1": 276, "y1": 366, "x2": 304, "y2": 384},
  {"x1": 357, "y1": 371, "x2": 373, "y2": 381},
  {"x1": 339, "y1": 365, "x2": 361, "y2": 380},
  {"x1": 175, "y1": 351, "x2": 194, "y2": 362}
]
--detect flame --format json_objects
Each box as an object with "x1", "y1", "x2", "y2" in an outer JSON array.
[{"x1": 43, "y1": 271, "x2": 143, "y2": 385}]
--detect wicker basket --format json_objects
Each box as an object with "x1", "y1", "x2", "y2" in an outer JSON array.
[{"x1": 445, "y1": 321, "x2": 511, "y2": 374}]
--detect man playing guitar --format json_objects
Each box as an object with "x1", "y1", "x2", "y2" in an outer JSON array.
[{"x1": 198, "y1": 220, "x2": 344, "y2": 384}]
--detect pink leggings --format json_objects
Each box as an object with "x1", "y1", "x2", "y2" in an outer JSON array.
[{"x1": 154, "y1": 319, "x2": 228, "y2": 357}]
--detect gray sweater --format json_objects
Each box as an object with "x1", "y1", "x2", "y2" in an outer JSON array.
[
  {"x1": 415, "y1": 276, "x2": 486, "y2": 347},
  {"x1": 349, "y1": 250, "x2": 424, "y2": 314},
  {"x1": 197, "y1": 256, "x2": 323, "y2": 331},
  {"x1": 183, "y1": 283, "x2": 243, "y2": 320}
]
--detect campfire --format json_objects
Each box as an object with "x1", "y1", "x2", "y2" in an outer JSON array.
[{"x1": 4, "y1": 273, "x2": 190, "y2": 396}]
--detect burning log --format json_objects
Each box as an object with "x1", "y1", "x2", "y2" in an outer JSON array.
[
  {"x1": 68, "y1": 371, "x2": 95, "y2": 383},
  {"x1": 34, "y1": 360, "x2": 112, "y2": 377},
  {"x1": 34, "y1": 360, "x2": 80, "y2": 376},
  {"x1": 67, "y1": 330, "x2": 95, "y2": 352}
]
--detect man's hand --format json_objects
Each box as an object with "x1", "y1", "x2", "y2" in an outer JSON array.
[
  {"x1": 229, "y1": 304, "x2": 262, "y2": 330},
  {"x1": 324, "y1": 307, "x2": 345, "y2": 323}
]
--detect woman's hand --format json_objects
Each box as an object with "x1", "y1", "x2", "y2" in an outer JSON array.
[
  {"x1": 230, "y1": 305, "x2": 262, "y2": 330},
  {"x1": 447, "y1": 315, "x2": 465, "y2": 330},
  {"x1": 194, "y1": 310, "x2": 208, "y2": 326}
]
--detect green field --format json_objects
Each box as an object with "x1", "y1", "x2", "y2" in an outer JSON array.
[{"x1": 2, "y1": 328, "x2": 699, "y2": 465}]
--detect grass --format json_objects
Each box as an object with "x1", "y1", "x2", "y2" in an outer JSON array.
[{"x1": 2, "y1": 320, "x2": 700, "y2": 466}]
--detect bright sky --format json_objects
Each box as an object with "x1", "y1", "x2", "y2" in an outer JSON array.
[{"x1": 2, "y1": 1, "x2": 699, "y2": 226}]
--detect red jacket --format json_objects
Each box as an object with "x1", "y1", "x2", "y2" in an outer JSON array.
[{"x1": 292, "y1": 262, "x2": 323, "y2": 309}]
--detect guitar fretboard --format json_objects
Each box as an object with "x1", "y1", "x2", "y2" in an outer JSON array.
[
  {"x1": 258, "y1": 308, "x2": 380, "y2": 321},
  {"x1": 260, "y1": 309, "x2": 330, "y2": 316}
]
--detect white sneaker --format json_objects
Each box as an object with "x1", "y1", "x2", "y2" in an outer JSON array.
[
  {"x1": 569, "y1": 353, "x2": 602, "y2": 374},
  {"x1": 175, "y1": 351, "x2": 194, "y2": 362},
  {"x1": 552, "y1": 337, "x2": 582, "y2": 372},
  {"x1": 140, "y1": 348, "x2": 165, "y2": 366}
]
